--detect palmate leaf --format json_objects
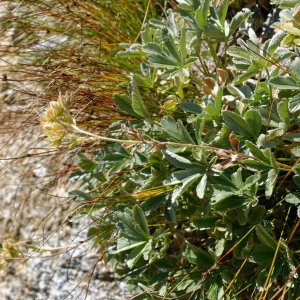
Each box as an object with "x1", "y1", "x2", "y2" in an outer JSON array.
[
  {"x1": 161, "y1": 116, "x2": 195, "y2": 144},
  {"x1": 212, "y1": 184, "x2": 236, "y2": 202},
  {"x1": 222, "y1": 110, "x2": 253, "y2": 138},
  {"x1": 162, "y1": 28, "x2": 182, "y2": 64},
  {"x1": 222, "y1": 110, "x2": 261, "y2": 138},
  {"x1": 143, "y1": 42, "x2": 163, "y2": 55},
  {"x1": 147, "y1": 53, "x2": 179, "y2": 68},
  {"x1": 117, "y1": 209, "x2": 150, "y2": 239},
  {"x1": 166, "y1": 168, "x2": 204, "y2": 185}
]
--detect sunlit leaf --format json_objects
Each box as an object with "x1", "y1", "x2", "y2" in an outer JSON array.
[
  {"x1": 265, "y1": 169, "x2": 279, "y2": 199},
  {"x1": 228, "y1": 8, "x2": 252, "y2": 38},
  {"x1": 196, "y1": 174, "x2": 207, "y2": 199}
]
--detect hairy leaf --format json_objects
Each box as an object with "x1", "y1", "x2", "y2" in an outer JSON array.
[
  {"x1": 222, "y1": 111, "x2": 253, "y2": 137},
  {"x1": 161, "y1": 116, "x2": 195, "y2": 144}
]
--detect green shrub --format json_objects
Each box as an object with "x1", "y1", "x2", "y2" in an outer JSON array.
[{"x1": 42, "y1": 0, "x2": 300, "y2": 299}]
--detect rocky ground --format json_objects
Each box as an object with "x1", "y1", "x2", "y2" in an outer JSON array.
[{"x1": 0, "y1": 2, "x2": 128, "y2": 299}]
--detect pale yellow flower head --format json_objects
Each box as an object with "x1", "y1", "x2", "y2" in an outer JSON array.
[{"x1": 41, "y1": 92, "x2": 75, "y2": 146}]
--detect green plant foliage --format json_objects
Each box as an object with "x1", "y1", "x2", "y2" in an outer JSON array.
[{"x1": 42, "y1": 0, "x2": 300, "y2": 299}]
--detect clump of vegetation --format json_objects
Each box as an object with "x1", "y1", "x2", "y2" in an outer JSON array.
[{"x1": 3, "y1": 0, "x2": 300, "y2": 299}]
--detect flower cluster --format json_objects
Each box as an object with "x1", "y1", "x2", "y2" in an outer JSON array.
[{"x1": 41, "y1": 92, "x2": 76, "y2": 146}]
